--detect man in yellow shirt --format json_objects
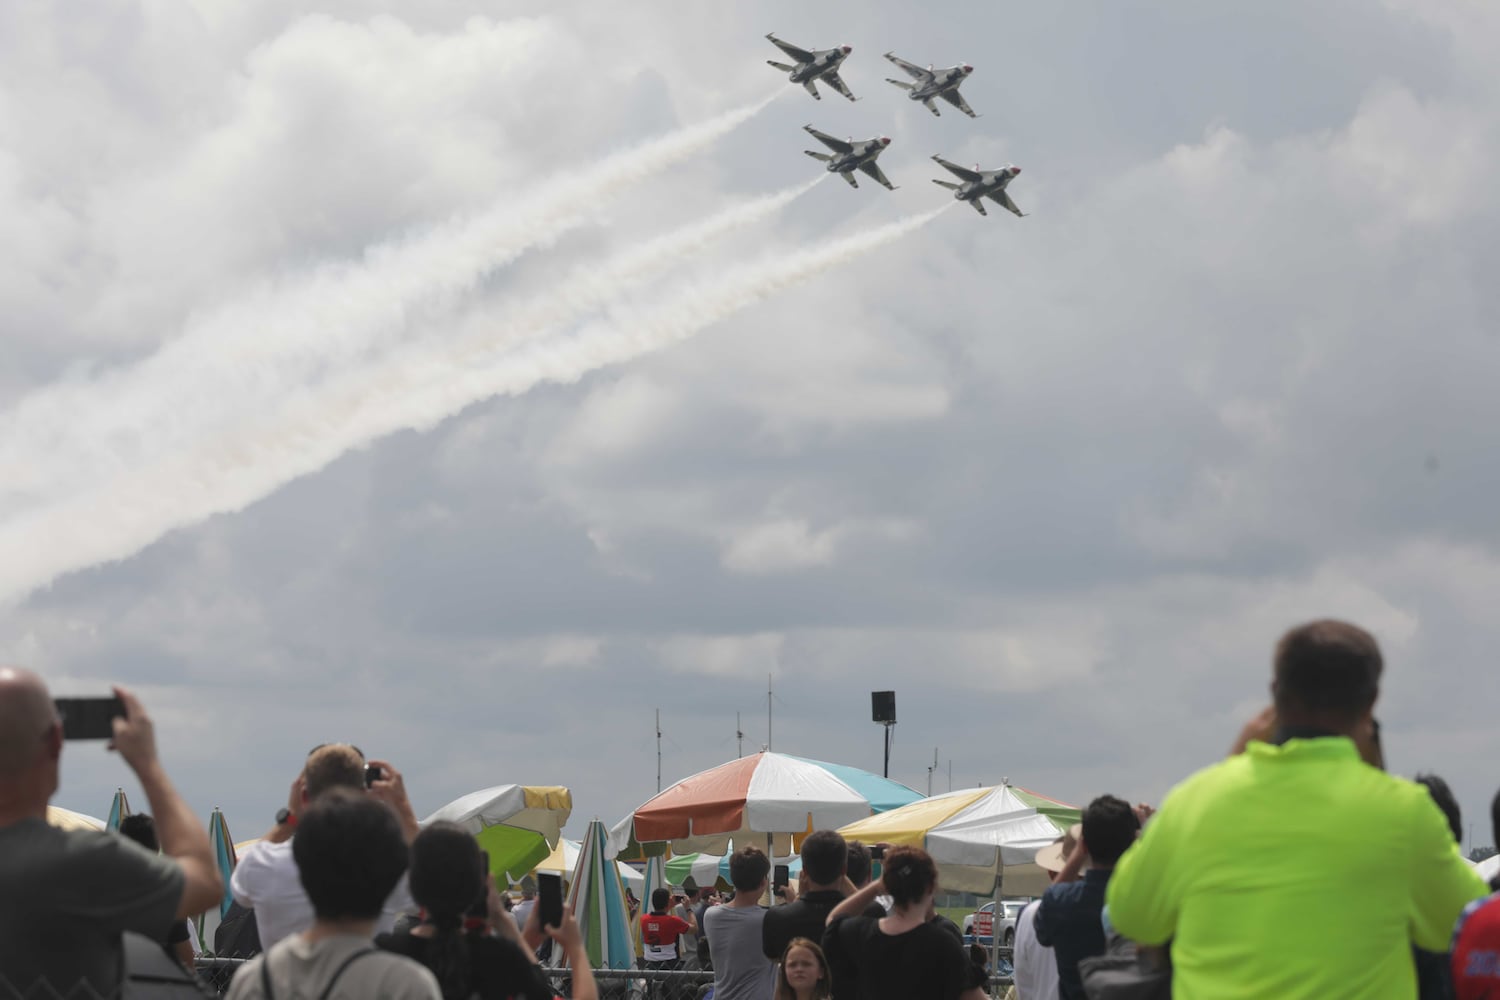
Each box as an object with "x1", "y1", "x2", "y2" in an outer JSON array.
[{"x1": 1107, "y1": 619, "x2": 1488, "y2": 1000}]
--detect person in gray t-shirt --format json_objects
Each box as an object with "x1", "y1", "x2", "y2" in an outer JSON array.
[
  {"x1": 0, "y1": 671, "x2": 223, "y2": 998},
  {"x1": 703, "y1": 847, "x2": 776, "y2": 1000}
]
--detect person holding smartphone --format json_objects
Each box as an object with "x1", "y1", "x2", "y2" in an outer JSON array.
[
  {"x1": 0, "y1": 671, "x2": 223, "y2": 998},
  {"x1": 375, "y1": 822, "x2": 593, "y2": 1000}
]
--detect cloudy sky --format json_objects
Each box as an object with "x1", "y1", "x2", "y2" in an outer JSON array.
[{"x1": 4, "y1": 0, "x2": 1500, "y2": 853}]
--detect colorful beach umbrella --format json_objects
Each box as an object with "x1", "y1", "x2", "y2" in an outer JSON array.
[
  {"x1": 563, "y1": 818, "x2": 636, "y2": 971},
  {"x1": 838, "y1": 783, "x2": 1079, "y2": 896},
  {"x1": 663, "y1": 849, "x2": 799, "y2": 889},
  {"x1": 194, "y1": 808, "x2": 240, "y2": 950},
  {"x1": 610, "y1": 751, "x2": 923, "y2": 856},
  {"x1": 423, "y1": 784, "x2": 572, "y2": 883},
  {"x1": 46, "y1": 806, "x2": 105, "y2": 831},
  {"x1": 106, "y1": 788, "x2": 132, "y2": 831},
  {"x1": 533, "y1": 838, "x2": 645, "y2": 895}
]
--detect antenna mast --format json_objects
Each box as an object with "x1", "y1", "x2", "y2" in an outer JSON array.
[
  {"x1": 655, "y1": 709, "x2": 663, "y2": 792},
  {"x1": 737, "y1": 713, "x2": 744, "y2": 758},
  {"x1": 767, "y1": 673, "x2": 773, "y2": 751}
]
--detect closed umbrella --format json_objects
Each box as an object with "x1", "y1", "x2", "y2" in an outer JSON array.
[
  {"x1": 423, "y1": 784, "x2": 572, "y2": 883},
  {"x1": 563, "y1": 818, "x2": 636, "y2": 971},
  {"x1": 106, "y1": 788, "x2": 132, "y2": 831},
  {"x1": 195, "y1": 808, "x2": 240, "y2": 950},
  {"x1": 610, "y1": 751, "x2": 922, "y2": 857}
]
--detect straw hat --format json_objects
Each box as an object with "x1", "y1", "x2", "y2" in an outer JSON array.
[{"x1": 1034, "y1": 823, "x2": 1086, "y2": 873}]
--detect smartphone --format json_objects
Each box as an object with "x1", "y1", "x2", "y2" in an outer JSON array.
[
  {"x1": 869, "y1": 844, "x2": 886, "y2": 860},
  {"x1": 773, "y1": 864, "x2": 789, "y2": 890},
  {"x1": 55, "y1": 697, "x2": 125, "y2": 741},
  {"x1": 467, "y1": 850, "x2": 491, "y2": 919},
  {"x1": 537, "y1": 872, "x2": 564, "y2": 929},
  {"x1": 364, "y1": 764, "x2": 384, "y2": 787}
]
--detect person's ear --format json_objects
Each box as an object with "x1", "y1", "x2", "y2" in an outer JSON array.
[{"x1": 44, "y1": 721, "x2": 63, "y2": 760}]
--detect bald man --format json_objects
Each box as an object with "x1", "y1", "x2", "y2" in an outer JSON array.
[{"x1": 0, "y1": 668, "x2": 222, "y2": 995}]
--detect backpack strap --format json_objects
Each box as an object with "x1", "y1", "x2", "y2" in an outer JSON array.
[{"x1": 318, "y1": 948, "x2": 378, "y2": 1000}]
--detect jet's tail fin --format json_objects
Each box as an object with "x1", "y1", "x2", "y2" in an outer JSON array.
[
  {"x1": 970, "y1": 199, "x2": 988, "y2": 216},
  {"x1": 804, "y1": 150, "x2": 833, "y2": 161},
  {"x1": 767, "y1": 60, "x2": 796, "y2": 72},
  {"x1": 840, "y1": 172, "x2": 858, "y2": 188},
  {"x1": 932, "y1": 179, "x2": 961, "y2": 190},
  {"x1": 886, "y1": 78, "x2": 914, "y2": 90},
  {"x1": 803, "y1": 80, "x2": 821, "y2": 99},
  {"x1": 923, "y1": 99, "x2": 941, "y2": 116}
]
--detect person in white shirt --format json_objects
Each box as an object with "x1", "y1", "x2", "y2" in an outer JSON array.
[
  {"x1": 226, "y1": 789, "x2": 440, "y2": 999},
  {"x1": 231, "y1": 744, "x2": 421, "y2": 949},
  {"x1": 1011, "y1": 830, "x2": 1080, "y2": 1000}
]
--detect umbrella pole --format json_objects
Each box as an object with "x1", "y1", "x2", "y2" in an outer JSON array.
[{"x1": 990, "y1": 875, "x2": 1002, "y2": 999}]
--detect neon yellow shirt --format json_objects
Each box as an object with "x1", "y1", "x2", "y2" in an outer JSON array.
[{"x1": 1107, "y1": 737, "x2": 1488, "y2": 1000}]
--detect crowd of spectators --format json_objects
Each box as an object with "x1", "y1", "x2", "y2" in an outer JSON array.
[{"x1": 5, "y1": 616, "x2": 1500, "y2": 999}]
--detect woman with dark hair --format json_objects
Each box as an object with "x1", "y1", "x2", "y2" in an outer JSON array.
[
  {"x1": 375, "y1": 822, "x2": 596, "y2": 1000},
  {"x1": 822, "y1": 846, "x2": 988, "y2": 1000}
]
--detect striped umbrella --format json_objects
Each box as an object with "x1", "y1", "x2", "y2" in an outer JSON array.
[
  {"x1": 193, "y1": 808, "x2": 240, "y2": 952},
  {"x1": 106, "y1": 788, "x2": 132, "y2": 831},
  {"x1": 423, "y1": 784, "x2": 572, "y2": 884},
  {"x1": 838, "y1": 783, "x2": 1079, "y2": 896},
  {"x1": 664, "y1": 849, "x2": 799, "y2": 889},
  {"x1": 563, "y1": 818, "x2": 636, "y2": 971},
  {"x1": 609, "y1": 751, "x2": 923, "y2": 856},
  {"x1": 638, "y1": 855, "x2": 667, "y2": 954}
]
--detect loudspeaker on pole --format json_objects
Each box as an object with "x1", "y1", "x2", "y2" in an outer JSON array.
[{"x1": 871, "y1": 690, "x2": 896, "y2": 724}]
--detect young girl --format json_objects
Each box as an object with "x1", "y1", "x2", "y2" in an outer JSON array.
[{"x1": 774, "y1": 937, "x2": 831, "y2": 1000}]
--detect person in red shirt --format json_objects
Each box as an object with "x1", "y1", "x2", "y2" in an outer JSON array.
[{"x1": 641, "y1": 887, "x2": 697, "y2": 999}]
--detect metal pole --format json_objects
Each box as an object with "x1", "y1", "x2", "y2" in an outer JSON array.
[
  {"x1": 767, "y1": 673, "x2": 773, "y2": 751},
  {"x1": 737, "y1": 712, "x2": 744, "y2": 758},
  {"x1": 656, "y1": 709, "x2": 662, "y2": 793},
  {"x1": 883, "y1": 724, "x2": 892, "y2": 778}
]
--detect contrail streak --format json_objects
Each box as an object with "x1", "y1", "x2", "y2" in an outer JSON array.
[
  {"x1": 0, "y1": 176, "x2": 841, "y2": 605},
  {"x1": 0, "y1": 91, "x2": 781, "y2": 515}
]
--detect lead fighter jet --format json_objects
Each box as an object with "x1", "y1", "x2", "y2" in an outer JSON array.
[
  {"x1": 931, "y1": 155, "x2": 1025, "y2": 216},
  {"x1": 884, "y1": 53, "x2": 978, "y2": 118},
  {"x1": 766, "y1": 33, "x2": 857, "y2": 102},
  {"x1": 804, "y1": 126, "x2": 896, "y2": 190}
]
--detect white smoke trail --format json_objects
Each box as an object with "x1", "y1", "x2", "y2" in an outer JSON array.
[
  {"x1": 0, "y1": 178, "x2": 844, "y2": 604},
  {"x1": 0, "y1": 91, "x2": 781, "y2": 514}
]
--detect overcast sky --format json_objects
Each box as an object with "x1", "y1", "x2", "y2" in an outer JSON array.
[{"x1": 4, "y1": 1, "x2": 1500, "y2": 854}]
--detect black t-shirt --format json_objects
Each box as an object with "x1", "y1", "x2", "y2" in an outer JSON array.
[
  {"x1": 375, "y1": 929, "x2": 555, "y2": 1000},
  {"x1": 762, "y1": 890, "x2": 845, "y2": 960},
  {"x1": 823, "y1": 914, "x2": 969, "y2": 1000}
]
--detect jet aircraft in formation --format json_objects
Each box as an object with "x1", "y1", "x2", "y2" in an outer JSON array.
[
  {"x1": 803, "y1": 126, "x2": 896, "y2": 190},
  {"x1": 930, "y1": 156, "x2": 1026, "y2": 216},
  {"x1": 883, "y1": 53, "x2": 978, "y2": 118},
  {"x1": 772, "y1": 34, "x2": 1024, "y2": 218},
  {"x1": 765, "y1": 34, "x2": 857, "y2": 102}
]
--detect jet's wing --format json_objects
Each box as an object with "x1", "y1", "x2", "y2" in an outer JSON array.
[
  {"x1": 820, "y1": 70, "x2": 858, "y2": 102},
  {"x1": 938, "y1": 88, "x2": 978, "y2": 118},
  {"x1": 803, "y1": 125, "x2": 853, "y2": 153},
  {"x1": 884, "y1": 51, "x2": 927, "y2": 79},
  {"x1": 931, "y1": 155, "x2": 982, "y2": 183},
  {"x1": 767, "y1": 34, "x2": 814, "y2": 63},
  {"x1": 858, "y1": 161, "x2": 896, "y2": 191},
  {"x1": 839, "y1": 171, "x2": 859, "y2": 189},
  {"x1": 987, "y1": 190, "x2": 1025, "y2": 216}
]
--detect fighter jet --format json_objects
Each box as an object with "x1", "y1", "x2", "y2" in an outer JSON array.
[
  {"x1": 766, "y1": 34, "x2": 858, "y2": 102},
  {"x1": 884, "y1": 53, "x2": 978, "y2": 118},
  {"x1": 931, "y1": 155, "x2": 1025, "y2": 216},
  {"x1": 804, "y1": 126, "x2": 896, "y2": 190}
]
